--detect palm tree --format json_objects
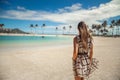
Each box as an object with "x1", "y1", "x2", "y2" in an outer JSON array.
[
  {"x1": 109, "y1": 25, "x2": 114, "y2": 36},
  {"x1": 89, "y1": 29, "x2": 93, "y2": 35},
  {"x1": 55, "y1": 27, "x2": 58, "y2": 35},
  {"x1": 92, "y1": 24, "x2": 97, "y2": 35},
  {"x1": 69, "y1": 25, "x2": 72, "y2": 34},
  {"x1": 0, "y1": 24, "x2": 5, "y2": 33},
  {"x1": 116, "y1": 19, "x2": 120, "y2": 36},
  {"x1": 110, "y1": 20, "x2": 116, "y2": 36},
  {"x1": 104, "y1": 29, "x2": 108, "y2": 33},
  {"x1": 0, "y1": 24, "x2": 4, "y2": 30},
  {"x1": 100, "y1": 29, "x2": 104, "y2": 35},
  {"x1": 92, "y1": 24, "x2": 96, "y2": 29},
  {"x1": 96, "y1": 24, "x2": 101, "y2": 36},
  {"x1": 111, "y1": 20, "x2": 115, "y2": 26},
  {"x1": 30, "y1": 24, "x2": 33, "y2": 34},
  {"x1": 63, "y1": 26, "x2": 66, "y2": 34},
  {"x1": 42, "y1": 23, "x2": 45, "y2": 34},
  {"x1": 102, "y1": 20, "x2": 107, "y2": 36},
  {"x1": 35, "y1": 24, "x2": 38, "y2": 34}
]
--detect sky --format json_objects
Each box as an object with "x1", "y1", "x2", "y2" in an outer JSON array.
[{"x1": 0, "y1": 0, "x2": 120, "y2": 34}]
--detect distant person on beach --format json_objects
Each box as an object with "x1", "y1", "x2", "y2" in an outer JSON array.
[{"x1": 72, "y1": 21, "x2": 98, "y2": 80}]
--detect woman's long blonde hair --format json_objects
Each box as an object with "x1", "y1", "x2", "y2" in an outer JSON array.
[{"x1": 77, "y1": 21, "x2": 92, "y2": 49}]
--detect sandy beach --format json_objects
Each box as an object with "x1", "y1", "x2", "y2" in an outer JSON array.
[{"x1": 0, "y1": 37, "x2": 120, "y2": 80}]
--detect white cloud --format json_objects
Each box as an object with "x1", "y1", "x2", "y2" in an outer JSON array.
[
  {"x1": 58, "y1": 3, "x2": 82, "y2": 13},
  {"x1": 17, "y1": 6, "x2": 26, "y2": 10},
  {"x1": 0, "y1": 0, "x2": 120, "y2": 29}
]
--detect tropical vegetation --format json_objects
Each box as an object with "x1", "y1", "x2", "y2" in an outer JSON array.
[{"x1": 0, "y1": 19, "x2": 120, "y2": 37}]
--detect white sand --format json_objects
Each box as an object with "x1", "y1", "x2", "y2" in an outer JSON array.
[{"x1": 0, "y1": 37, "x2": 120, "y2": 80}]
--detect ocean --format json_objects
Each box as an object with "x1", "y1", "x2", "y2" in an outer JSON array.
[{"x1": 0, "y1": 35, "x2": 73, "y2": 48}]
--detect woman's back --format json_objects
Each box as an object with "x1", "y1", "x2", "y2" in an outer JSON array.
[{"x1": 76, "y1": 35, "x2": 92, "y2": 55}]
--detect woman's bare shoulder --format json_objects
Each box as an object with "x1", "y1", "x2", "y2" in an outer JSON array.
[{"x1": 73, "y1": 36, "x2": 78, "y2": 42}]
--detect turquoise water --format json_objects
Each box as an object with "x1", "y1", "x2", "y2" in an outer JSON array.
[{"x1": 0, "y1": 35, "x2": 72, "y2": 46}]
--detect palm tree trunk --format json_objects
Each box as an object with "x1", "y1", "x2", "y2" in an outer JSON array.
[
  {"x1": 116, "y1": 26, "x2": 117, "y2": 36},
  {"x1": 42, "y1": 27, "x2": 45, "y2": 34},
  {"x1": 98, "y1": 30, "x2": 99, "y2": 36},
  {"x1": 118, "y1": 27, "x2": 120, "y2": 36},
  {"x1": 117, "y1": 26, "x2": 119, "y2": 36},
  {"x1": 56, "y1": 30, "x2": 57, "y2": 36},
  {"x1": 30, "y1": 28, "x2": 32, "y2": 34},
  {"x1": 112, "y1": 28, "x2": 114, "y2": 37}
]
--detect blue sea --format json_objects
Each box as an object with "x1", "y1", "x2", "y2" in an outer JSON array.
[{"x1": 0, "y1": 35, "x2": 73, "y2": 47}]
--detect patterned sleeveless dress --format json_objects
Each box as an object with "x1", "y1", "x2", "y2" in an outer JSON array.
[{"x1": 73, "y1": 35, "x2": 99, "y2": 78}]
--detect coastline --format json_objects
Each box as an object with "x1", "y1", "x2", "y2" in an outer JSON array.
[
  {"x1": 1, "y1": 33, "x2": 120, "y2": 38},
  {"x1": 0, "y1": 33, "x2": 75, "y2": 37},
  {"x1": 0, "y1": 33, "x2": 58, "y2": 36}
]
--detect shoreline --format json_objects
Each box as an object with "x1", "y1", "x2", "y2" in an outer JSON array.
[
  {"x1": 1, "y1": 33, "x2": 120, "y2": 38},
  {"x1": 0, "y1": 33, "x2": 75, "y2": 37}
]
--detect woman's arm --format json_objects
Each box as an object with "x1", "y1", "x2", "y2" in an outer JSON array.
[
  {"x1": 72, "y1": 37, "x2": 78, "y2": 60},
  {"x1": 89, "y1": 42, "x2": 93, "y2": 62}
]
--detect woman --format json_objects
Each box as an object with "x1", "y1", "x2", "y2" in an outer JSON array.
[{"x1": 72, "y1": 21, "x2": 98, "y2": 80}]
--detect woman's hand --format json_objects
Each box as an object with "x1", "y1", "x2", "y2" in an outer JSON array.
[
  {"x1": 72, "y1": 55, "x2": 77, "y2": 61},
  {"x1": 89, "y1": 57, "x2": 92, "y2": 64}
]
